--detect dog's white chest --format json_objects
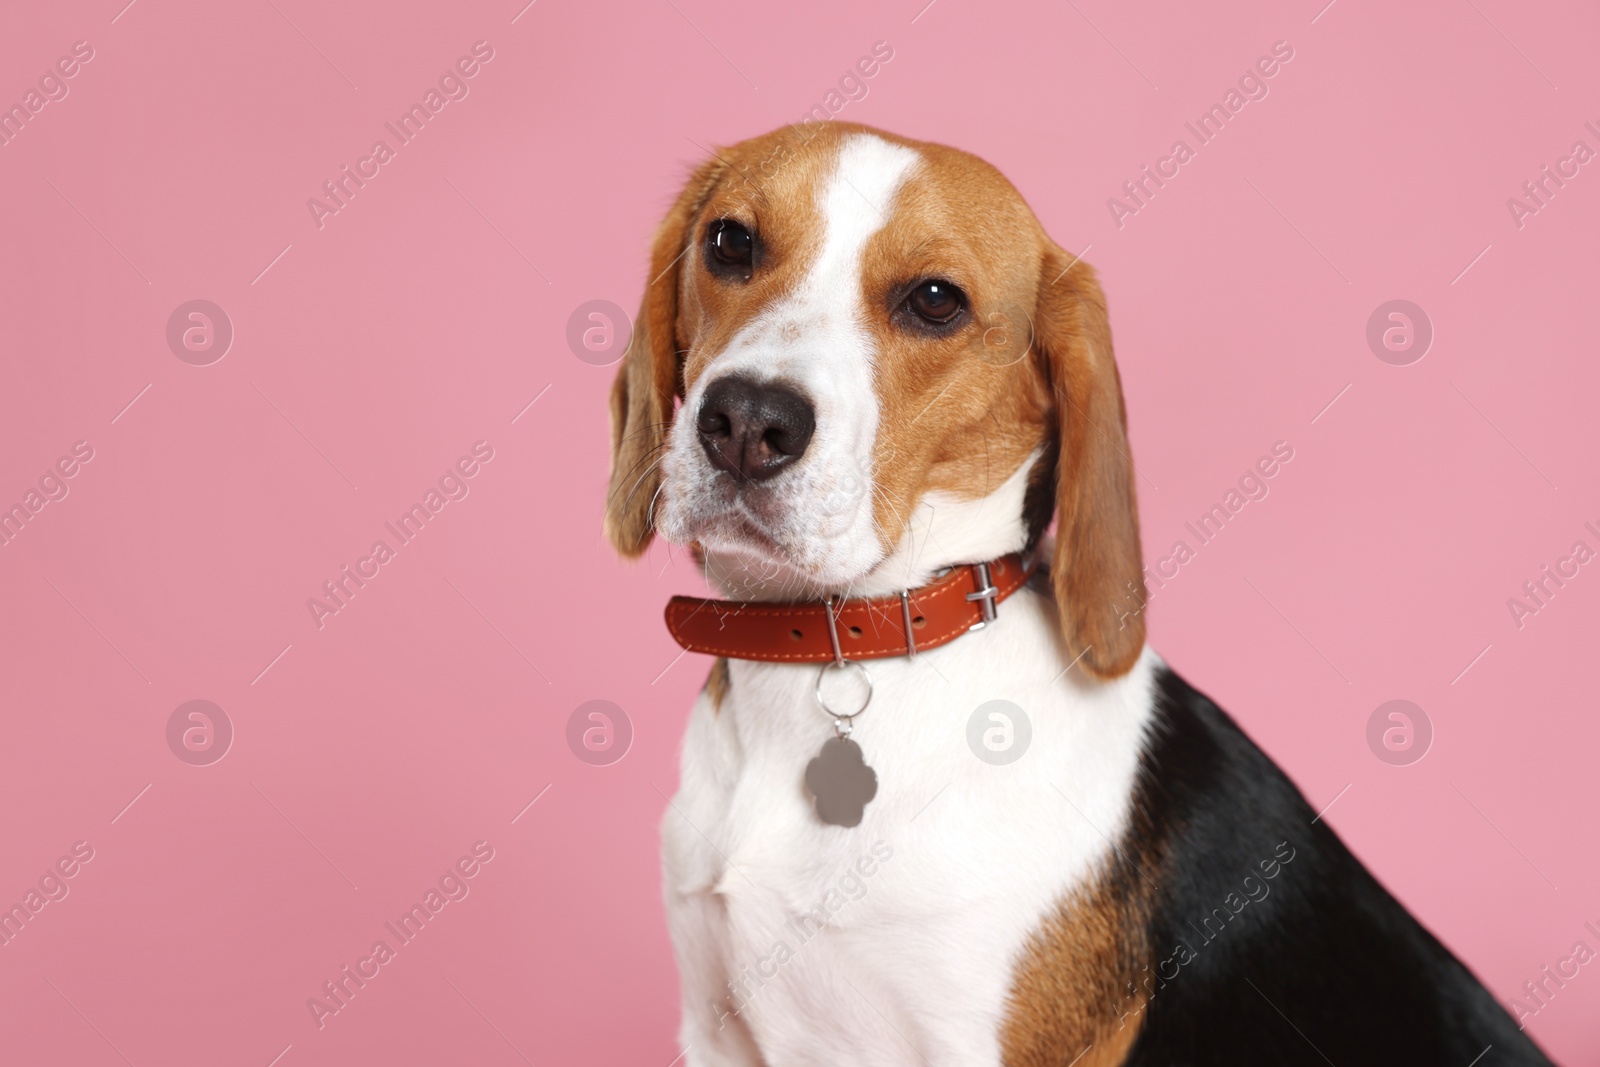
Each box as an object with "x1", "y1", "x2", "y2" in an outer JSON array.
[{"x1": 662, "y1": 591, "x2": 1158, "y2": 1066}]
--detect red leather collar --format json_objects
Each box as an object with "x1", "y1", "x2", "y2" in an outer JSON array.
[{"x1": 665, "y1": 554, "x2": 1034, "y2": 663}]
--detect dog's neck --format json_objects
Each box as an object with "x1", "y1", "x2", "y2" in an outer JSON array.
[{"x1": 700, "y1": 452, "x2": 1039, "y2": 603}]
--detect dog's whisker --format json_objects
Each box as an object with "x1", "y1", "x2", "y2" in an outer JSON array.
[
  {"x1": 617, "y1": 457, "x2": 668, "y2": 524},
  {"x1": 610, "y1": 443, "x2": 669, "y2": 509}
]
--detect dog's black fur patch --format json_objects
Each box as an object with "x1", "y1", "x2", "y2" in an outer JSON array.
[{"x1": 1120, "y1": 667, "x2": 1554, "y2": 1065}]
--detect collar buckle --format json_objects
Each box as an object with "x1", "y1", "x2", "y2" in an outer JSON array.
[{"x1": 965, "y1": 561, "x2": 1000, "y2": 631}]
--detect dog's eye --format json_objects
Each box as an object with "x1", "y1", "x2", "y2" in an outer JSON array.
[
  {"x1": 904, "y1": 280, "x2": 966, "y2": 325},
  {"x1": 708, "y1": 219, "x2": 755, "y2": 272}
]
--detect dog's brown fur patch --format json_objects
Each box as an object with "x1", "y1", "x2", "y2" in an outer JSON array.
[
  {"x1": 1001, "y1": 851, "x2": 1154, "y2": 1067},
  {"x1": 704, "y1": 656, "x2": 730, "y2": 711}
]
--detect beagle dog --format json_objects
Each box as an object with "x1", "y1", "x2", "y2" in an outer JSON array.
[{"x1": 604, "y1": 123, "x2": 1554, "y2": 1066}]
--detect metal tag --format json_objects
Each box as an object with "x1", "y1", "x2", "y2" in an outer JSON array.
[{"x1": 804, "y1": 736, "x2": 878, "y2": 828}]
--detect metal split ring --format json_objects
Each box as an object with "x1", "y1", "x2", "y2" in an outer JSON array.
[{"x1": 815, "y1": 659, "x2": 873, "y2": 735}]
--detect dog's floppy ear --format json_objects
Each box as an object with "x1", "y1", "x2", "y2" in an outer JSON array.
[
  {"x1": 1033, "y1": 244, "x2": 1146, "y2": 679},
  {"x1": 604, "y1": 155, "x2": 726, "y2": 557}
]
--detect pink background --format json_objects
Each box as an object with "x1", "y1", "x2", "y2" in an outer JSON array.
[{"x1": 2, "y1": 0, "x2": 1597, "y2": 1062}]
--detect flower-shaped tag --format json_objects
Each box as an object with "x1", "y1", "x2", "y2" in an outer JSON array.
[{"x1": 804, "y1": 736, "x2": 878, "y2": 828}]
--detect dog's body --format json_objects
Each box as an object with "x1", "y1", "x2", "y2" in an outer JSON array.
[{"x1": 606, "y1": 124, "x2": 1554, "y2": 1065}]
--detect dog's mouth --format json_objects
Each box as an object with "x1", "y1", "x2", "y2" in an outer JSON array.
[
  {"x1": 660, "y1": 458, "x2": 886, "y2": 591},
  {"x1": 700, "y1": 505, "x2": 783, "y2": 555},
  {"x1": 672, "y1": 478, "x2": 803, "y2": 561}
]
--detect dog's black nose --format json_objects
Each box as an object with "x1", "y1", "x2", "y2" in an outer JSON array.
[{"x1": 696, "y1": 377, "x2": 815, "y2": 482}]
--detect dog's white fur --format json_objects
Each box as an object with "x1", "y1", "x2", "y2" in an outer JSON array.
[{"x1": 658, "y1": 134, "x2": 1157, "y2": 1066}]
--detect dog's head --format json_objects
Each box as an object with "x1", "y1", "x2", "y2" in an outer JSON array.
[{"x1": 605, "y1": 124, "x2": 1145, "y2": 679}]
